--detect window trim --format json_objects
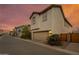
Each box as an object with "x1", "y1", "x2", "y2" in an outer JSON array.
[
  {"x1": 32, "y1": 16, "x2": 36, "y2": 25},
  {"x1": 42, "y1": 13, "x2": 47, "y2": 22}
]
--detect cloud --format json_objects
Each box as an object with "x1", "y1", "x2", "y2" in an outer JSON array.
[
  {"x1": 0, "y1": 4, "x2": 49, "y2": 31},
  {"x1": 0, "y1": 4, "x2": 79, "y2": 31},
  {"x1": 62, "y1": 4, "x2": 79, "y2": 27}
]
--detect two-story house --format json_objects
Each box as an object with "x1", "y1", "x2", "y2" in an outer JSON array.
[{"x1": 30, "y1": 5, "x2": 72, "y2": 43}]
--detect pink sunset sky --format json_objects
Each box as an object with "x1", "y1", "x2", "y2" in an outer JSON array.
[{"x1": 0, "y1": 4, "x2": 79, "y2": 31}]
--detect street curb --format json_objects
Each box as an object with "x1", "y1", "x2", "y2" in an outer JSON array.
[{"x1": 14, "y1": 37, "x2": 79, "y2": 55}]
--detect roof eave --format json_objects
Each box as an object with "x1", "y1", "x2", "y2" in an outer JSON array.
[
  {"x1": 59, "y1": 6, "x2": 72, "y2": 27},
  {"x1": 29, "y1": 4, "x2": 61, "y2": 19},
  {"x1": 29, "y1": 12, "x2": 40, "y2": 19}
]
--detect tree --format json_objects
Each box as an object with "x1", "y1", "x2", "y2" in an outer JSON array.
[{"x1": 21, "y1": 25, "x2": 31, "y2": 39}]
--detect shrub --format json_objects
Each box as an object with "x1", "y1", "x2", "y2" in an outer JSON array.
[
  {"x1": 21, "y1": 32, "x2": 31, "y2": 39},
  {"x1": 47, "y1": 34, "x2": 61, "y2": 45}
]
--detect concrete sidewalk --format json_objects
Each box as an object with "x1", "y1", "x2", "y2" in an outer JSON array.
[
  {"x1": 53, "y1": 42, "x2": 79, "y2": 53},
  {"x1": 64, "y1": 43, "x2": 79, "y2": 52}
]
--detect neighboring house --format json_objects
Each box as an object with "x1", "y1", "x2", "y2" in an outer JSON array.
[
  {"x1": 30, "y1": 5, "x2": 72, "y2": 43},
  {"x1": 14, "y1": 25, "x2": 31, "y2": 37},
  {"x1": 14, "y1": 26, "x2": 24, "y2": 37}
]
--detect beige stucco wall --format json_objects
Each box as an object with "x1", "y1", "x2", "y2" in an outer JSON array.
[
  {"x1": 64, "y1": 26, "x2": 72, "y2": 33},
  {"x1": 31, "y1": 9, "x2": 52, "y2": 32},
  {"x1": 31, "y1": 7, "x2": 72, "y2": 34},
  {"x1": 51, "y1": 7, "x2": 72, "y2": 34},
  {"x1": 31, "y1": 14, "x2": 40, "y2": 30},
  {"x1": 50, "y1": 7, "x2": 64, "y2": 34}
]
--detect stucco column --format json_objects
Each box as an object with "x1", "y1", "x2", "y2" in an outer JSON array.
[{"x1": 31, "y1": 31, "x2": 33, "y2": 40}]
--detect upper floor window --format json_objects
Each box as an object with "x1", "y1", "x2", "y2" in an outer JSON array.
[
  {"x1": 32, "y1": 16, "x2": 36, "y2": 24},
  {"x1": 42, "y1": 13, "x2": 47, "y2": 22}
]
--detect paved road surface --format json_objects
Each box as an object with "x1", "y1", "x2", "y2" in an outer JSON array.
[{"x1": 0, "y1": 34, "x2": 78, "y2": 55}]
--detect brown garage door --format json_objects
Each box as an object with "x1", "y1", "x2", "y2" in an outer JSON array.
[{"x1": 33, "y1": 31, "x2": 49, "y2": 43}]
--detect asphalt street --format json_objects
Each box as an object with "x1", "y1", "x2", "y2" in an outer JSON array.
[{"x1": 0, "y1": 34, "x2": 78, "y2": 55}]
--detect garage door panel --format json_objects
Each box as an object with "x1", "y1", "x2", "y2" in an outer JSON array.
[{"x1": 33, "y1": 32, "x2": 49, "y2": 43}]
